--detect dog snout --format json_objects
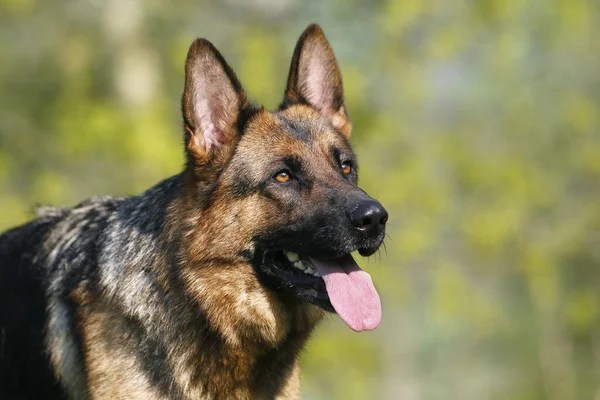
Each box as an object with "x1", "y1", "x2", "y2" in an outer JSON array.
[{"x1": 349, "y1": 200, "x2": 388, "y2": 237}]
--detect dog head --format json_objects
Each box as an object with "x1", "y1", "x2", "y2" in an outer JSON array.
[{"x1": 181, "y1": 24, "x2": 387, "y2": 331}]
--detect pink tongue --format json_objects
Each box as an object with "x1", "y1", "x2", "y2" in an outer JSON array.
[{"x1": 308, "y1": 254, "x2": 381, "y2": 331}]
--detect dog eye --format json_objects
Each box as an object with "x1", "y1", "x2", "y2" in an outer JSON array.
[
  {"x1": 274, "y1": 170, "x2": 291, "y2": 183},
  {"x1": 341, "y1": 162, "x2": 352, "y2": 175}
]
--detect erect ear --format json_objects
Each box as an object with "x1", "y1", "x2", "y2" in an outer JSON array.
[
  {"x1": 182, "y1": 38, "x2": 249, "y2": 176},
  {"x1": 282, "y1": 24, "x2": 351, "y2": 138}
]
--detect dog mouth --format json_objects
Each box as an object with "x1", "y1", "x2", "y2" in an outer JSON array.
[{"x1": 268, "y1": 250, "x2": 381, "y2": 332}]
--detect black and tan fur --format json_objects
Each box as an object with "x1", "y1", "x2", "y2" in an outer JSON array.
[{"x1": 0, "y1": 24, "x2": 387, "y2": 399}]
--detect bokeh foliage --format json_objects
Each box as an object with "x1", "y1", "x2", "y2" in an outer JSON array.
[{"x1": 1, "y1": 0, "x2": 599, "y2": 399}]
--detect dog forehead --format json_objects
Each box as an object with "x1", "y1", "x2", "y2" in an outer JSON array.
[{"x1": 240, "y1": 106, "x2": 345, "y2": 156}]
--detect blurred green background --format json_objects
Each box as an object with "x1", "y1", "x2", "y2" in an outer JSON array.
[{"x1": 1, "y1": 0, "x2": 599, "y2": 399}]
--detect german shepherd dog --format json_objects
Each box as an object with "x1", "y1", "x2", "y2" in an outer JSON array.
[{"x1": 0, "y1": 24, "x2": 387, "y2": 399}]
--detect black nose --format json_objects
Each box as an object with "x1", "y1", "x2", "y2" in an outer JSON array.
[{"x1": 350, "y1": 200, "x2": 388, "y2": 237}]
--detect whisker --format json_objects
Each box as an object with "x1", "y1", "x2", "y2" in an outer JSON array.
[{"x1": 384, "y1": 232, "x2": 395, "y2": 244}]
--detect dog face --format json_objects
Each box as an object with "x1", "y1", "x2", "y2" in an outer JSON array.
[{"x1": 182, "y1": 25, "x2": 387, "y2": 331}]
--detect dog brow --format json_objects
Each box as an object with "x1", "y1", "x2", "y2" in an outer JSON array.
[{"x1": 275, "y1": 114, "x2": 312, "y2": 143}]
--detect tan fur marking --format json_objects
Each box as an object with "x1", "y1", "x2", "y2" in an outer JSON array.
[
  {"x1": 181, "y1": 260, "x2": 290, "y2": 346},
  {"x1": 79, "y1": 304, "x2": 170, "y2": 400},
  {"x1": 276, "y1": 362, "x2": 301, "y2": 400}
]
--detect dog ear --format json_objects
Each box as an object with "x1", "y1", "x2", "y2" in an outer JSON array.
[
  {"x1": 182, "y1": 38, "x2": 249, "y2": 178},
  {"x1": 282, "y1": 24, "x2": 351, "y2": 138}
]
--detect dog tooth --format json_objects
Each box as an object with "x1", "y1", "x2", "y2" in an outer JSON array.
[
  {"x1": 295, "y1": 261, "x2": 305, "y2": 270},
  {"x1": 314, "y1": 270, "x2": 321, "y2": 277},
  {"x1": 285, "y1": 251, "x2": 299, "y2": 262},
  {"x1": 304, "y1": 267, "x2": 314, "y2": 274}
]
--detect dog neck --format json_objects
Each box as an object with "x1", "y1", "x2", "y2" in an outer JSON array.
[{"x1": 161, "y1": 177, "x2": 325, "y2": 398}]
